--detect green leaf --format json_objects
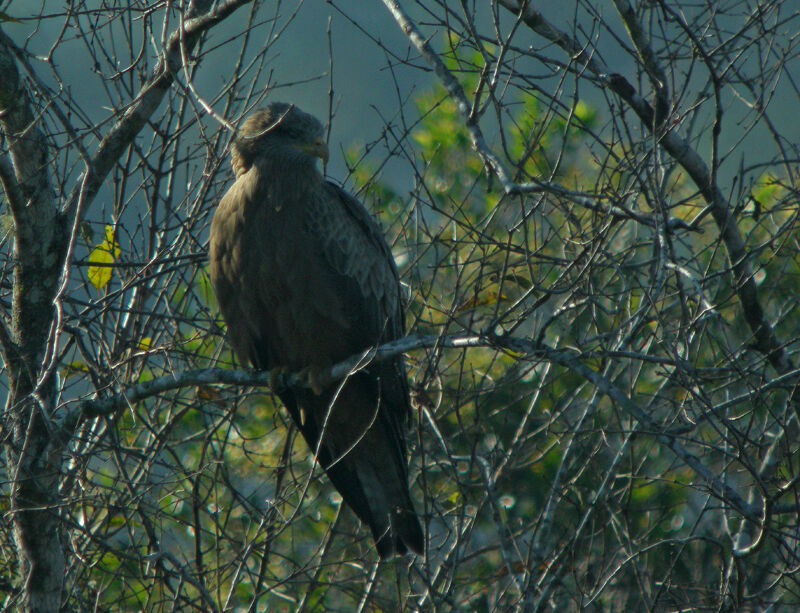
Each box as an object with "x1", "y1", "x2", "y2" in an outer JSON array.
[{"x1": 751, "y1": 173, "x2": 780, "y2": 206}]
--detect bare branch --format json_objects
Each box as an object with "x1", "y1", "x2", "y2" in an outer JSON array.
[
  {"x1": 497, "y1": 0, "x2": 795, "y2": 382},
  {"x1": 68, "y1": 331, "x2": 759, "y2": 525},
  {"x1": 381, "y1": 0, "x2": 520, "y2": 193},
  {"x1": 73, "y1": 334, "x2": 483, "y2": 419},
  {"x1": 61, "y1": 0, "x2": 252, "y2": 220}
]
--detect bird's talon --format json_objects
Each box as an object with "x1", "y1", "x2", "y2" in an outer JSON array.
[
  {"x1": 269, "y1": 366, "x2": 290, "y2": 392},
  {"x1": 297, "y1": 365, "x2": 325, "y2": 396}
]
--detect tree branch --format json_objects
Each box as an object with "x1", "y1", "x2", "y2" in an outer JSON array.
[
  {"x1": 73, "y1": 334, "x2": 483, "y2": 419},
  {"x1": 381, "y1": 0, "x2": 701, "y2": 235},
  {"x1": 381, "y1": 0, "x2": 520, "y2": 194},
  {"x1": 0, "y1": 152, "x2": 25, "y2": 215},
  {"x1": 495, "y1": 0, "x2": 794, "y2": 382},
  {"x1": 489, "y1": 333, "x2": 761, "y2": 520},
  {"x1": 66, "y1": 332, "x2": 760, "y2": 522},
  {"x1": 0, "y1": 29, "x2": 54, "y2": 226},
  {"x1": 611, "y1": 0, "x2": 670, "y2": 126},
  {"x1": 61, "y1": 0, "x2": 252, "y2": 220}
]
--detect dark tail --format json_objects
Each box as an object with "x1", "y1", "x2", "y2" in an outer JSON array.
[
  {"x1": 374, "y1": 504, "x2": 424, "y2": 558},
  {"x1": 283, "y1": 378, "x2": 425, "y2": 557}
]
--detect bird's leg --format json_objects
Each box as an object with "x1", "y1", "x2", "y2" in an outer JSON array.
[
  {"x1": 270, "y1": 364, "x2": 326, "y2": 396},
  {"x1": 268, "y1": 366, "x2": 310, "y2": 426}
]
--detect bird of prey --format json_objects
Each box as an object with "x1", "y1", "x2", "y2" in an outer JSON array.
[{"x1": 208, "y1": 103, "x2": 424, "y2": 557}]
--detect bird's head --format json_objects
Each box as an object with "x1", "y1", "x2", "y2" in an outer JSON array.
[{"x1": 230, "y1": 103, "x2": 329, "y2": 177}]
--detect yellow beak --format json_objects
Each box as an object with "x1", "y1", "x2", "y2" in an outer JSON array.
[{"x1": 296, "y1": 138, "x2": 330, "y2": 164}]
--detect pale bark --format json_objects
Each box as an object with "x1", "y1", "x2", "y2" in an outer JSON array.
[{"x1": 0, "y1": 1, "x2": 252, "y2": 609}]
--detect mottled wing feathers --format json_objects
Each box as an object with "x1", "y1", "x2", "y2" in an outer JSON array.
[
  {"x1": 307, "y1": 180, "x2": 411, "y2": 408},
  {"x1": 306, "y1": 182, "x2": 403, "y2": 336}
]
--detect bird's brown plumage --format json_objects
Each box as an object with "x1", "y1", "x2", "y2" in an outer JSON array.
[{"x1": 208, "y1": 103, "x2": 423, "y2": 557}]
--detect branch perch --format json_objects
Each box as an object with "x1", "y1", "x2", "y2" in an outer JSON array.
[{"x1": 67, "y1": 332, "x2": 762, "y2": 523}]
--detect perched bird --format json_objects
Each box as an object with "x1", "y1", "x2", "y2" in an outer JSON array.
[{"x1": 208, "y1": 103, "x2": 424, "y2": 557}]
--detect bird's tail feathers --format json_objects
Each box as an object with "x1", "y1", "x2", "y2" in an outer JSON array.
[
  {"x1": 358, "y1": 464, "x2": 424, "y2": 558},
  {"x1": 390, "y1": 505, "x2": 424, "y2": 557}
]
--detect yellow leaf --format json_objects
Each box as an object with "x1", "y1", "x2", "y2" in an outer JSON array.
[
  {"x1": 751, "y1": 173, "x2": 781, "y2": 208},
  {"x1": 87, "y1": 248, "x2": 114, "y2": 289},
  {"x1": 456, "y1": 290, "x2": 507, "y2": 313},
  {"x1": 574, "y1": 99, "x2": 596, "y2": 125},
  {"x1": 87, "y1": 225, "x2": 119, "y2": 289},
  {"x1": 107, "y1": 514, "x2": 126, "y2": 528},
  {"x1": 137, "y1": 337, "x2": 152, "y2": 351}
]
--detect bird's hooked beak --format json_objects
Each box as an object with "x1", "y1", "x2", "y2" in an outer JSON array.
[{"x1": 295, "y1": 137, "x2": 330, "y2": 165}]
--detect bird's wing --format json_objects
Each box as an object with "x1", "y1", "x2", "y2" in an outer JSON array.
[
  {"x1": 302, "y1": 179, "x2": 411, "y2": 410},
  {"x1": 310, "y1": 181, "x2": 405, "y2": 337},
  {"x1": 303, "y1": 179, "x2": 412, "y2": 443},
  {"x1": 297, "y1": 181, "x2": 422, "y2": 555}
]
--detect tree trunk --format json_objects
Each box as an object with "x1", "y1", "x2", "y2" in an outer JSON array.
[
  {"x1": 5, "y1": 387, "x2": 65, "y2": 613},
  {"x1": 0, "y1": 32, "x2": 67, "y2": 612}
]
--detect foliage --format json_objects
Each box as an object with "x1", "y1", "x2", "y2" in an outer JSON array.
[{"x1": 1, "y1": 2, "x2": 800, "y2": 612}]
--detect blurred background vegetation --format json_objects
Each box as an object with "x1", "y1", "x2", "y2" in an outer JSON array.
[{"x1": 1, "y1": 1, "x2": 800, "y2": 611}]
